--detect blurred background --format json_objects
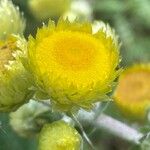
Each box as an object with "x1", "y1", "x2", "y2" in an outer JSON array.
[{"x1": 0, "y1": 0, "x2": 149, "y2": 150}]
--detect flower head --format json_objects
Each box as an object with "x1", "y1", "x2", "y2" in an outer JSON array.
[
  {"x1": 38, "y1": 121, "x2": 82, "y2": 150},
  {"x1": 28, "y1": 0, "x2": 71, "y2": 20},
  {"x1": 0, "y1": 36, "x2": 33, "y2": 112},
  {"x1": 114, "y1": 64, "x2": 150, "y2": 119},
  {"x1": 0, "y1": 0, "x2": 25, "y2": 40},
  {"x1": 27, "y1": 18, "x2": 120, "y2": 111}
]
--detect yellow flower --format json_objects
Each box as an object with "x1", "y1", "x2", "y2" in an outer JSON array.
[
  {"x1": 38, "y1": 121, "x2": 82, "y2": 150},
  {"x1": 27, "y1": 18, "x2": 120, "y2": 111},
  {"x1": 0, "y1": 0, "x2": 25, "y2": 40},
  {"x1": 114, "y1": 64, "x2": 150, "y2": 119},
  {"x1": 28, "y1": 0, "x2": 71, "y2": 20},
  {"x1": 0, "y1": 36, "x2": 33, "y2": 112}
]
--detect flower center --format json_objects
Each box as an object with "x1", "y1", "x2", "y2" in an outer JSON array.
[
  {"x1": 52, "y1": 32, "x2": 98, "y2": 71},
  {"x1": 116, "y1": 71, "x2": 150, "y2": 102},
  {"x1": 35, "y1": 30, "x2": 111, "y2": 86}
]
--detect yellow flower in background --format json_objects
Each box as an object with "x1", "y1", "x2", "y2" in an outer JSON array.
[
  {"x1": 114, "y1": 64, "x2": 150, "y2": 119},
  {"x1": 39, "y1": 121, "x2": 82, "y2": 150},
  {"x1": 0, "y1": 36, "x2": 33, "y2": 112},
  {"x1": 28, "y1": 0, "x2": 71, "y2": 20},
  {"x1": 27, "y1": 18, "x2": 120, "y2": 111},
  {"x1": 0, "y1": 0, "x2": 25, "y2": 40}
]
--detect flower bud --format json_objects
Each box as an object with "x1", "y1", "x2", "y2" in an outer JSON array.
[
  {"x1": 28, "y1": 0, "x2": 71, "y2": 20},
  {"x1": 39, "y1": 121, "x2": 82, "y2": 150},
  {"x1": 9, "y1": 100, "x2": 51, "y2": 137},
  {"x1": 63, "y1": 0, "x2": 93, "y2": 22},
  {"x1": 0, "y1": 36, "x2": 33, "y2": 112},
  {"x1": 0, "y1": 0, "x2": 25, "y2": 40}
]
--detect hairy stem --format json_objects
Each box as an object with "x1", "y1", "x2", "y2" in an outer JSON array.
[
  {"x1": 71, "y1": 112, "x2": 97, "y2": 150},
  {"x1": 95, "y1": 114, "x2": 144, "y2": 144}
]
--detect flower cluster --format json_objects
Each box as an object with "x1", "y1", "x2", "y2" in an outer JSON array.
[{"x1": 0, "y1": 1, "x2": 123, "y2": 149}]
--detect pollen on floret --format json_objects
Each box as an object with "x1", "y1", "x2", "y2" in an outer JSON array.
[{"x1": 0, "y1": 38, "x2": 16, "y2": 73}]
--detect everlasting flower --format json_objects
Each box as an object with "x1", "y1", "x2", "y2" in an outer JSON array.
[
  {"x1": 0, "y1": 36, "x2": 33, "y2": 112},
  {"x1": 0, "y1": 0, "x2": 25, "y2": 40},
  {"x1": 114, "y1": 64, "x2": 150, "y2": 119},
  {"x1": 38, "y1": 121, "x2": 82, "y2": 150},
  {"x1": 27, "y1": 18, "x2": 120, "y2": 111},
  {"x1": 28, "y1": 0, "x2": 71, "y2": 20}
]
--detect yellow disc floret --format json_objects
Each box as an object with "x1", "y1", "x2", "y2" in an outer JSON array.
[
  {"x1": 114, "y1": 64, "x2": 150, "y2": 119},
  {"x1": 38, "y1": 121, "x2": 82, "y2": 150},
  {"x1": 27, "y1": 18, "x2": 120, "y2": 111}
]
